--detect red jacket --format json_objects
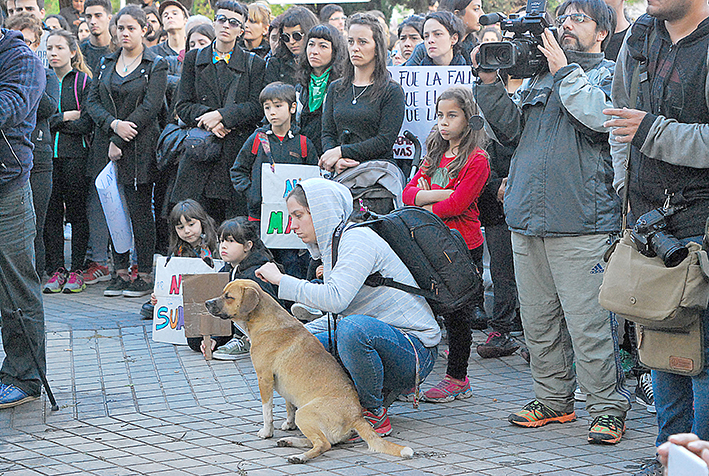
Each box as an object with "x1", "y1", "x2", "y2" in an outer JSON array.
[{"x1": 403, "y1": 148, "x2": 490, "y2": 249}]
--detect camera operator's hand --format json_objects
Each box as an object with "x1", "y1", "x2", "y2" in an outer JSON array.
[
  {"x1": 658, "y1": 433, "x2": 709, "y2": 468},
  {"x1": 471, "y1": 45, "x2": 498, "y2": 85},
  {"x1": 255, "y1": 262, "x2": 284, "y2": 286},
  {"x1": 538, "y1": 28, "x2": 567, "y2": 76}
]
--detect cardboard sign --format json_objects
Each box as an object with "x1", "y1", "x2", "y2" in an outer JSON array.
[
  {"x1": 388, "y1": 66, "x2": 478, "y2": 161},
  {"x1": 95, "y1": 161, "x2": 133, "y2": 254},
  {"x1": 260, "y1": 163, "x2": 321, "y2": 249},
  {"x1": 183, "y1": 273, "x2": 233, "y2": 359},
  {"x1": 152, "y1": 256, "x2": 223, "y2": 345}
]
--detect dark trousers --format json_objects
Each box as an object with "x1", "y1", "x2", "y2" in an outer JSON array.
[
  {"x1": 44, "y1": 158, "x2": 90, "y2": 272},
  {"x1": 0, "y1": 182, "x2": 46, "y2": 396},
  {"x1": 29, "y1": 159, "x2": 52, "y2": 276},
  {"x1": 485, "y1": 223, "x2": 520, "y2": 333},
  {"x1": 443, "y1": 245, "x2": 484, "y2": 380},
  {"x1": 112, "y1": 183, "x2": 155, "y2": 274}
]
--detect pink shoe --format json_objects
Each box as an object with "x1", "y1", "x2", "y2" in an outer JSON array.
[
  {"x1": 62, "y1": 272, "x2": 86, "y2": 293},
  {"x1": 422, "y1": 375, "x2": 472, "y2": 403}
]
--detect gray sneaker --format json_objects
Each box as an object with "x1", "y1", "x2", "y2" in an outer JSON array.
[
  {"x1": 633, "y1": 458, "x2": 663, "y2": 476},
  {"x1": 291, "y1": 303, "x2": 323, "y2": 322},
  {"x1": 212, "y1": 336, "x2": 251, "y2": 360}
]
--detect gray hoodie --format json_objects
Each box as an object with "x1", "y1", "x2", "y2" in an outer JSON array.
[{"x1": 278, "y1": 178, "x2": 441, "y2": 348}]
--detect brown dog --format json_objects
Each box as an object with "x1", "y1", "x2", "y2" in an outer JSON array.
[{"x1": 205, "y1": 279, "x2": 414, "y2": 464}]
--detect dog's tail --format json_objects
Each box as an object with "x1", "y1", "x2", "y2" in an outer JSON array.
[{"x1": 353, "y1": 419, "x2": 414, "y2": 459}]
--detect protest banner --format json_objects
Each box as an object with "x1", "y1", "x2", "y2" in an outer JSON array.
[
  {"x1": 260, "y1": 163, "x2": 321, "y2": 249},
  {"x1": 152, "y1": 256, "x2": 223, "y2": 345},
  {"x1": 95, "y1": 161, "x2": 133, "y2": 254},
  {"x1": 388, "y1": 65, "x2": 477, "y2": 162},
  {"x1": 182, "y1": 273, "x2": 232, "y2": 360}
]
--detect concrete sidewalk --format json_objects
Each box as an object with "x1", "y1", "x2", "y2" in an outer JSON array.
[{"x1": 0, "y1": 285, "x2": 658, "y2": 475}]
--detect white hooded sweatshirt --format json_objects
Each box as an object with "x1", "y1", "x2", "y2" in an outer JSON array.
[{"x1": 278, "y1": 178, "x2": 441, "y2": 348}]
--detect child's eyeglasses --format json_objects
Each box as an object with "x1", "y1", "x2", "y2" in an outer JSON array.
[
  {"x1": 555, "y1": 12, "x2": 596, "y2": 26},
  {"x1": 280, "y1": 31, "x2": 304, "y2": 43},
  {"x1": 214, "y1": 15, "x2": 242, "y2": 29}
]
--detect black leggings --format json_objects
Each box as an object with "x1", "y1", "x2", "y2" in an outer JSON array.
[
  {"x1": 44, "y1": 158, "x2": 89, "y2": 272},
  {"x1": 112, "y1": 183, "x2": 155, "y2": 274},
  {"x1": 443, "y1": 245, "x2": 484, "y2": 381}
]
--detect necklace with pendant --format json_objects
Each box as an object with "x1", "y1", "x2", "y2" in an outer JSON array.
[
  {"x1": 121, "y1": 52, "x2": 141, "y2": 73},
  {"x1": 352, "y1": 83, "x2": 371, "y2": 105}
]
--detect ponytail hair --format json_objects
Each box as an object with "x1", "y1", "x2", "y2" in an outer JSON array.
[
  {"x1": 47, "y1": 29, "x2": 93, "y2": 78},
  {"x1": 422, "y1": 86, "x2": 488, "y2": 179}
]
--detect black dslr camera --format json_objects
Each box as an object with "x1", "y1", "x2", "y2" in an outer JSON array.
[
  {"x1": 477, "y1": 0, "x2": 556, "y2": 78},
  {"x1": 632, "y1": 207, "x2": 689, "y2": 268}
]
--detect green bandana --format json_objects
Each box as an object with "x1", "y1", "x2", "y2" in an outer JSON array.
[{"x1": 308, "y1": 68, "x2": 330, "y2": 112}]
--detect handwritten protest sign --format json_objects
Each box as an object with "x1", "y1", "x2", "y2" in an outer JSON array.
[
  {"x1": 261, "y1": 163, "x2": 322, "y2": 249},
  {"x1": 388, "y1": 66, "x2": 477, "y2": 161},
  {"x1": 152, "y1": 256, "x2": 223, "y2": 345},
  {"x1": 95, "y1": 162, "x2": 133, "y2": 254}
]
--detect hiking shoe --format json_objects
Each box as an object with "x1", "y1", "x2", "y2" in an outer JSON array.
[
  {"x1": 574, "y1": 385, "x2": 587, "y2": 402},
  {"x1": 62, "y1": 272, "x2": 86, "y2": 293},
  {"x1": 477, "y1": 332, "x2": 520, "y2": 358},
  {"x1": 588, "y1": 415, "x2": 625, "y2": 444},
  {"x1": 633, "y1": 458, "x2": 663, "y2": 476},
  {"x1": 140, "y1": 301, "x2": 154, "y2": 320},
  {"x1": 0, "y1": 383, "x2": 38, "y2": 409},
  {"x1": 82, "y1": 262, "x2": 110, "y2": 284},
  {"x1": 212, "y1": 336, "x2": 251, "y2": 360},
  {"x1": 350, "y1": 407, "x2": 392, "y2": 442},
  {"x1": 635, "y1": 372, "x2": 656, "y2": 414},
  {"x1": 123, "y1": 276, "x2": 153, "y2": 297},
  {"x1": 509, "y1": 400, "x2": 576, "y2": 428},
  {"x1": 291, "y1": 303, "x2": 323, "y2": 322},
  {"x1": 43, "y1": 268, "x2": 68, "y2": 293},
  {"x1": 422, "y1": 375, "x2": 472, "y2": 403},
  {"x1": 104, "y1": 276, "x2": 131, "y2": 296}
]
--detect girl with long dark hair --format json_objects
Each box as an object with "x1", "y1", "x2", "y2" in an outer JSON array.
[
  {"x1": 319, "y1": 13, "x2": 405, "y2": 175},
  {"x1": 264, "y1": 6, "x2": 318, "y2": 86},
  {"x1": 295, "y1": 23, "x2": 345, "y2": 156}
]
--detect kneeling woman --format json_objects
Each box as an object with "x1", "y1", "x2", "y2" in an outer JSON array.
[{"x1": 256, "y1": 179, "x2": 440, "y2": 435}]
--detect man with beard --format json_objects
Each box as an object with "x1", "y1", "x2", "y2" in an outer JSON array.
[
  {"x1": 605, "y1": 0, "x2": 709, "y2": 471},
  {"x1": 473, "y1": 0, "x2": 632, "y2": 445}
]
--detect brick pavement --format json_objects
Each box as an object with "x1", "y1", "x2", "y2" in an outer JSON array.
[{"x1": 0, "y1": 285, "x2": 659, "y2": 475}]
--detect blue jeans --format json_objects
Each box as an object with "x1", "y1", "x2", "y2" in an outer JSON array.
[
  {"x1": 653, "y1": 235, "x2": 709, "y2": 445},
  {"x1": 314, "y1": 315, "x2": 437, "y2": 411},
  {"x1": 0, "y1": 182, "x2": 46, "y2": 396}
]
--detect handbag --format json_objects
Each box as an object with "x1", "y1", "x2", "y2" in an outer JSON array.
[
  {"x1": 156, "y1": 123, "x2": 188, "y2": 171},
  {"x1": 181, "y1": 127, "x2": 222, "y2": 163}
]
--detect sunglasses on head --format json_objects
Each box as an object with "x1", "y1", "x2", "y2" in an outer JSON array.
[
  {"x1": 280, "y1": 31, "x2": 304, "y2": 43},
  {"x1": 214, "y1": 14, "x2": 242, "y2": 28}
]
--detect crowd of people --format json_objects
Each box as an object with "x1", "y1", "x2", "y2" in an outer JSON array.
[{"x1": 0, "y1": 0, "x2": 708, "y2": 474}]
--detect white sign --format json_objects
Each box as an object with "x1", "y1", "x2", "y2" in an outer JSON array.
[
  {"x1": 95, "y1": 162, "x2": 133, "y2": 254},
  {"x1": 260, "y1": 163, "x2": 322, "y2": 249},
  {"x1": 388, "y1": 65, "x2": 478, "y2": 161},
  {"x1": 152, "y1": 256, "x2": 223, "y2": 345}
]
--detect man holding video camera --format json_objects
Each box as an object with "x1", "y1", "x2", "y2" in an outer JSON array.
[
  {"x1": 473, "y1": 0, "x2": 632, "y2": 444},
  {"x1": 604, "y1": 0, "x2": 709, "y2": 469}
]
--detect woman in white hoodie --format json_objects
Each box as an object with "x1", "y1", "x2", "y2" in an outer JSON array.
[{"x1": 256, "y1": 178, "x2": 441, "y2": 437}]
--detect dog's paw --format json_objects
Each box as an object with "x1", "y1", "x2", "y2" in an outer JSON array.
[
  {"x1": 287, "y1": 454, "x2": 308, "y2": 464},
  {"x1": 281, "y1": 420, "x2": 297, "y2": 431},
  {"x1": 257, "y1": 427, "x2": 273, "y2": 439},
  {"x1": 276, "y1": 438, "x2": 292, "y2": 447}
]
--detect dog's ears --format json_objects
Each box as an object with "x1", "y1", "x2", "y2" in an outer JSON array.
[{"x1": 239, "y1": 285, "x2": 260, "y2": 317}]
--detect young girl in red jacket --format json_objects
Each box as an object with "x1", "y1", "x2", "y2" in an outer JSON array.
[{"x1": 403, "y1": 85, "x2": 490, "y2": 403}]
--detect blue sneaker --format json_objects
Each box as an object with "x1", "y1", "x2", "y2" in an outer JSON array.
[{"x1": 0, "y1": 383, "x2": 38, "y2": 409}]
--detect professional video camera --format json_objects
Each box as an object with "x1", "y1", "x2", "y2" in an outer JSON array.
[
  {"x1": 632, "y1": 207, "x2": 689, "y2": 268},
  {"x1": 477, "y1": 0, "x2": 556, "y2": 78}
]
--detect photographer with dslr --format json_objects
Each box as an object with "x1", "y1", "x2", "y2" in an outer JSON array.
[
  {"x1": 604, "y1": 0, "x2": 709, "y2": 470},
  {"x1": 473, "y1": 0, "x2": 632, "y2": 444}
]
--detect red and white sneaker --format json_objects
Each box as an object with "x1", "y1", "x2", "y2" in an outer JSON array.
[
  {"x1": 349, "y1": 407, "x2": 392, "y2": 442},
  {"x1": 422, "y1": 375, "x2": 472, "y2": 403},
  {"x1": 81, "y1": 262, "x2": 110, "y2": 285}
]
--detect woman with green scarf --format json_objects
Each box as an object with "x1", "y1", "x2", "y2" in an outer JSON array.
[{"x1": 295, "y1": 23, "x2": 345, "y2": 156}]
